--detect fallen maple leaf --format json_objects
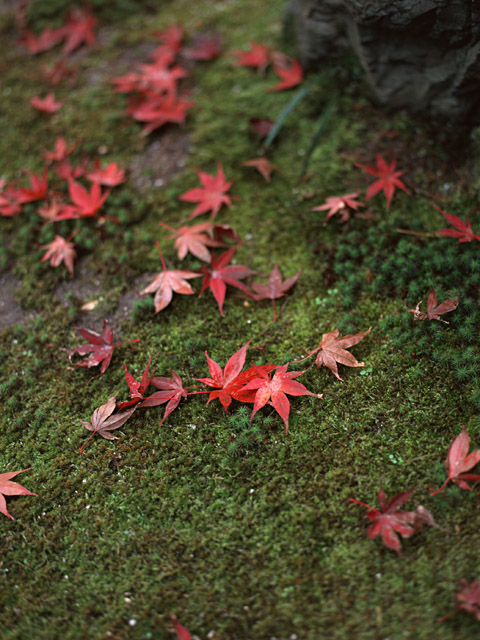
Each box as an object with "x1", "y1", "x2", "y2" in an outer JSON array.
[
  {"x1": 350, "y1": 488, "x2": 439, "y2": 555},
  {"x1": 249, "y1": 117, "x2": 274, "y2": 139},
  {"x1": 431, "y1": 427, "x2": 480, "y2": 496},
  {"x1": 440, "y1": 578, "x2": 480, "y2": 623},
  {"x1": 233, "y1": 41, "x2": 270, "y2": 72},
  {"x1": 61, "y1": 8, "x2": 97, "y2": 54},
  {"x1": 30, "y1": 93, "x2": 63, "y2": 113},
  {"x1": 169, "y1": 614, "x2": 192, "y2": 640},
  {"x1": 160, "y1": 221, "x2": 224, "y2": 262},
  {"x1": 134, "y1": 60, "x2": 189, "y2": 96},
  {"x1": 434, "y1": 205, "x2": 480, "y2": 243},
  {"x1": 250, "y1": 264, "x2": 301, "y2": 322},
  {"x1": 17, "y1": 168, "x2": 49, "y2": 204},
  {"x1": 40, "y1": 234, "x2": 77, "y2": 277},
  {"x1": 59, "y1": 180, "x2": 110, "y2": 219},
  {"x1": 140, "y1": 242, "x2": 200, "y2": 313},
  {"x1": 183, "y1": 34, "x2": 222, "y2": 61},
  {"x1": 86, "y1": 160, "x2": 126, "y2": 187},
  {"x1": 43, "y1": 137, "x2": 76, "y2": 163},
  {"x1": 195, "y1": 340, "x2": 251, "y2": 411},
  {"x1": 79, "y1": 394, "x2": 136, "y2": 453},
  {"x1": 243, "y1": 157, "x2": 278, "y2": 182},
  {"x1": 268, "y1": 58, "x2": 303, "y2": 91},
  {"x1": 242, "y1": 364, "x2": 319, "y2": 434},
  {"x1": 355, "y1": 154, "x2": 409, "y2": 211},
  {"x1": 408, "y1": 288, "x2": 458, "y2": 324},
  {"x1": 180, "y1": 164, "x2": 233, "y2": 220},
  {"x1": 311, "y1": 192, "x2": 364, "y2": 224},
  {"x1": 55, "y1": 158, "x2": 88, "y2": 181},
  {"x1": 129, "y1": 93, "x2": 194, "y2": 136},
  {"x1": 68, "y1": 319, "x2": 139, "y2": 375},
  {"x1": 140, "y1": 371, "x2": 188, "y2": 426},
  {"x1": 307, "y1": 328, "x2": 371, "y2": 381},
  {"x1": 199, "y1": 247, "x2": 255, "y2": 316},
  {"x1": 0, "y1": 468, "x2": 37, "y2": 520},
  {"x1": 117, "y1": 358, "x2": 154, "y2": 410}
]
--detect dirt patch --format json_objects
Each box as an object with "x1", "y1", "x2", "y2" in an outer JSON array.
[
  {"x1": 129, "y1": 129, "x2": 190, "y2": 191},
  {"x1": 0, "y1": 271, "x2": 35, "y2": 330},
  {"x1": 113, "y1": 273, "x2": 153, "y2": 323}
]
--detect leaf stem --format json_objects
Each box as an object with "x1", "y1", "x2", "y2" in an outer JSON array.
[
  {"x1": 156, "y1": 241, "x2": 167, "y2": 271},
  {"x1": 430, "y1": 477, "x2": 450, "y2": 497}
]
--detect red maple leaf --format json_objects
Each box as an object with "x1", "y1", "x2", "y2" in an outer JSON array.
[
  {"x1": 350, "y1": 488, "x2": 438, "y2": 555},
  {"x1": 311, "y1": 192, "x2": 364, "y2": 224},
  {"x1": 241, "y1": 364, "x2": 319, "y2": 434},
  {"x1": 431, "y1": 427, "x2": 480, "y2": 496},
  {"x1": 117, "y1": 358, "x2": 154, "y2": 411},
  {"x1": 180, "y1": 164, "x2": 233, "y2": 219},
  {"x1": 434, "y1": 205, "x2": 480, "y2": 242},
  {"x1": 86, "y1": 160, "x2": 126, "y2": 187},
  {"x1": 129, "y1": 93, "x2": 194, "y2": 136},
  {"x1": 140, "y1": 242, "x2": 200, "y2": 313},
  {"x1": 160, "y1": 221, "x2": 225, "y2": 262},
  {"x1": 38, "y1": 198, "x2": 67, "y2": 223},
  {"x1": 43, "y1": 137, "x2": 76, "y2": 163},
  {"x1": 183, "y1": 34, "x2": 222, "y2": 61},
  {"x1": 408, "y1": 287, "x2": 458, "y2": 323},
  {"x1": 40, "y1": 234, "x2": 77, "y2": 277},
  {"x1": 54, "y1": 158, "x2": 88, "y2": 181},
  {"x1": 140, "y1": 371, "x2": 188, "y2": 426},
  {"x1": 0, "y1": 468, "x2": 36, "y2": 520},
  {"x1": 30, "y1": 93, "x2": 63, "y2": 113},
  {"x1": 61, "y1": 8, "x2": 97, "y2": 54},
  {"x1": 79, "y1": 394, "x2": 137, "y2": 453},
  {"x1": 355, "y1": 154, "x2": 409, "y2": 210},
  {"x1": 440, "y1": 578, "x2": 480, "y2": 623},
  {"x1": 199, "y1": 247, "x2": 255, "y2": 316},
  {"x1": 20, "y1": 27, "x2": 64, "y2": 54},
  {"x1": 17, "y1": 168, "x2": 49, "y2": 204},
  {"x1": 68, "y1": 319, "x2": 139, "y2": 375},
  {"x1": 195, "y1": 340, "x2": 252, "y2": 411},
  {"x1": 243, "y1": 157, "x2": 278, "y2": 182},
  {"x1": 59, "y1": 180, "x2": 110, "y2": 219},
  {"x1": 134, "y1": 60, "x2": 188, "y2": 95},
  {"x1": 233, "y1": 41, "x2": 270, "y2": 72},
  {"x1": 306, "y1": 328, "x2": 372, "y2": 381},
  {"x1": 268, "y1": 58, "x2": 303, "y2": 91},
  {"x1": 251, "y1": 264, "x2": 301, "y2": 322},
  {"x1": 169, "y1": 614, "x2": 192, "y2": 640}
]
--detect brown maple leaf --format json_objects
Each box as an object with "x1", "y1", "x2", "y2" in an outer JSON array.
[
  {"x1": 79, "y1": 394, "x2": 136, "y2": 453},
  {"x1": 307, "y1": 327, "x2": 372, "y2": 381},
  {"x1": 408, "y1": 288, "x2": 458, "y2": 324},
  {"x1": 440, "y1": 578, "x2": 480, "y2": 623},
  {"x1": 140, "y1": 243, "x2": 200, "y2": 313},
  {"x1": 431, "y1": 426, "x2": 480, "y2": 496},
  {"x1": 243, "y1": 157, "x2": 278, "y2": 182}
]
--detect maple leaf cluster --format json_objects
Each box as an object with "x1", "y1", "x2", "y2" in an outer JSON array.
[
  {"x1": 112, "y1": 26, "x2": 222, "y2": 135},
  {"x1": 232, "y1": 41, "x2": 303, "y2": 91}
]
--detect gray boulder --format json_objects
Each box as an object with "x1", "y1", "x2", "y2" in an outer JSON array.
[{"x1": 285, "y1": 0, "x2": 480, "y2": 120}]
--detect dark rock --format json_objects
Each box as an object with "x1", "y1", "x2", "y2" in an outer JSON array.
[{"x1": 285, "y1": 0, "x2": 480, "y2": 120}]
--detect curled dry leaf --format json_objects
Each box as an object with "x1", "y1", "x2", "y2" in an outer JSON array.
[
  {"x1": 79, "y1": 394, "x2": 136, "y2": 453},
  {"x1": 408, "y1": 287, "x2": 458, "y2": 323}
]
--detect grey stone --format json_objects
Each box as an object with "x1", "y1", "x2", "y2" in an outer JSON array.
[{"x1": 285, "y1": 0, "x2": 480, "y2": 120}]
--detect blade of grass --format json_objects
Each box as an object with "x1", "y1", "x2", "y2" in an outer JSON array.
[
  {"x1": 264, "y1": 81, "x2": 317, "y2": 150},
  {"x1": 300, "y1": 98, "x2": 336, "y2": 176}
]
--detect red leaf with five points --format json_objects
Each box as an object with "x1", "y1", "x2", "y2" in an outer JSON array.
[
  {"x1": 195, "y1": 340, "x2": 251, "y2": 411},
  {"x1": 233, "y1": 42, "x2": 270, "y2": 72},
  {"x1": 434, "y1": 205, "x2": 480, "y2": 243},
  {"x1": 242, "y1": 364, "x2": 319, "y2": 434},
  {"x1": 180, "y1": 164, "x2": 233, "y2": 220},
  {"x1": 355, "y1": 154, "x2": 409, "y2": 211},
  {"x1": 117, "y1": 357, "x2": 154, "y2": 411},
  {"x1": 140, "y1": 371, "x2": 188, "y2": 426},
  {"x1": 0, "y1": 468, "x2": 37, "y2": 520},
  {"x1": 306, "y1": 328, "x2": 371, "y2": 381},
  {"x1": 251, "y1": 264, "x2": 301, "y2": 322},
  {"x1": 79, "y1": 394, "x2": 136, "y2": 453},
  {"x1": 40, "y1": 234, "x2": 76, "y2": 277},
  {"x1": 431, "y1": 427, "x2": 480, "y2": 496},
  {"x1": 198, "y1": 247, "x2": 255, "y2": 316},
  {"x1": 30, "y1": 93, "x2": 63, "y2": 113},
  {"x1": 408, "y1": 287, "x2": 458, "y2": 324},
  {"x1": 59, "y1": 180, "x2": 110, "y2": 219},
  {"x1": 311, "y1": 192, "x2": 364, "y2": 224},
  {"x1": 140, "y1": 243, "x2": 200, "y2": 313},
  {"x1": 160, "y1": 221, "x2": 225, "y2": 262},
  {"x1": 268, "y1": 58, "x2": 303, "y2": 92},
  {"x1": 129, "y1": 94, "x2": 194, "y2": 136},
  {"x1": 86, "y1": 160, "x2": 126, "y2": 187},
  {"x1": 68, "y1": 319, "x2": 139, "y2": 375}
]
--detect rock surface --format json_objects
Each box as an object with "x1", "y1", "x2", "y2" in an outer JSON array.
[{"x1": 285, "y1": 0, "x2": 480, "y2": 120}]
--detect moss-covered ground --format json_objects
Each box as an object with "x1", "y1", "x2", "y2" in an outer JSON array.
[{"x1": 1, "y1": 1, "x2": 480, "y2": 638}]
